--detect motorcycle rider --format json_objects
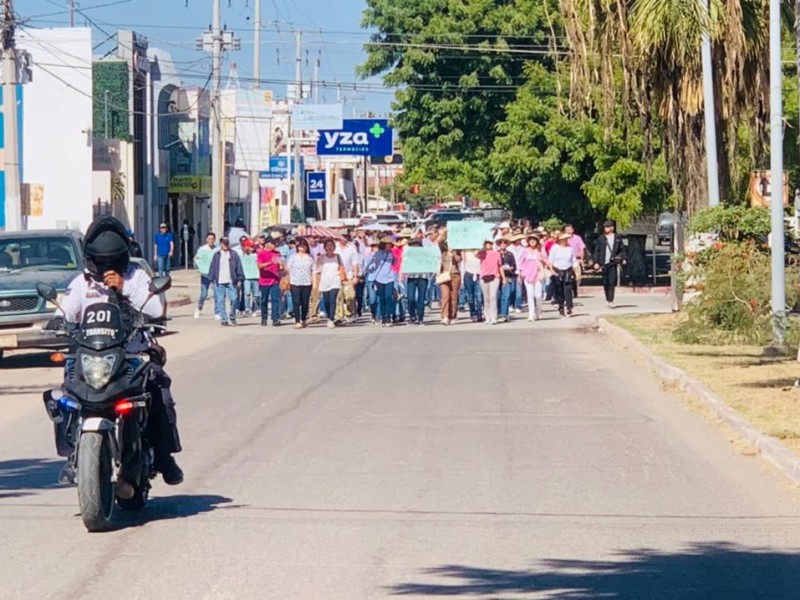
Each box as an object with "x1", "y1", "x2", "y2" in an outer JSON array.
[{"x1": 54, "y1": 216, "x2": 184, "y2": 485}]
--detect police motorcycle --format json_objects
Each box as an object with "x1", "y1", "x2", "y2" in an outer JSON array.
[{"x1": 37, "y1": 276, "x2": 171, "y2": 532}]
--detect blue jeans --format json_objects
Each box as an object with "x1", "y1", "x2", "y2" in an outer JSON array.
[
  {"x1": 367, "y1": 279, "x2": 380, "y2": 320},
  {"x1": 198, "y1": 275, "x2": 215, "y2": 312},
  {"x1": 322, "y1": 289, "x2": 339, "y2": 321},
  {"x1": 157, "y1": 255, "x2": 170, "y2": 277},
  {"x1": 513, "y1": 276, "x2": 525, "y2": 309},
  {"x1": 463, "y1": 273, "x2": 484, "y2": 319},
  {"x1": 260, "y1": 283, "x2": 282, "y2": 323},
  {"x1": 499, "y1": 280, "x2": 514, "y2": 318},
  {"x1": 239, "y1": 280, "x2": 259, "y2": 313},
  {"x1": 427, "y1": 275, "x2": 441, "y2": 305},
  {"x1": 375, "y1": 281, "x2": 395, "y2": 324},
  {"x1": 214, "y1": 283, "x2": 238, "y2": 323},
  {"x1": 406, "y1": 277, "x2": 429, "y2": 322}
]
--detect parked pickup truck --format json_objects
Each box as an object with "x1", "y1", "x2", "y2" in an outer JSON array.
[{"x1": 0, "y1": 230, "x2": 85, "y2": 361}]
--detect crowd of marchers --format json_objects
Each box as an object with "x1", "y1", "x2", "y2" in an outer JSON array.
[{"x1": 188, "y1": 219, "x2": 627, "y2": 329}]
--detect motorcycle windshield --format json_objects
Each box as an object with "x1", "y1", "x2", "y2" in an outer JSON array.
[{"x1": 77, "y1": 303, "x2": 127, "y2": 350}]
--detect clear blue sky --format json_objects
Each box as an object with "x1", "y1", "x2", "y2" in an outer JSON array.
[{"x1": 19, "y1": 0, "x2": 393, "y2": 115}]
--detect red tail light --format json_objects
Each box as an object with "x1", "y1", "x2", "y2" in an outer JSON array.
[{"x1": 115, "y1": 400, "x2": 135, "y2": 415}]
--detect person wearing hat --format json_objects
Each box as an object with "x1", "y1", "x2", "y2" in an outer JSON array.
[
  {"x1": 477, "y1": 238, "x2": 505, "y2": 325},
  {"x1": 362, "y1": 238, "x2": 381, "y2": 322},
  {"x1": 391, "y1": 234, "x2": 409, "y2": 324},
  {"x1": 592, "y1": 219, "x2": 627, "y2": 308},
  {"x1": 153, "y1": 222, "x2": 174, "y2": 277},
  {"x1": 520, "y1": 234, "x2": 546, "y2": 321},
  {"x1": 493, "y1": 222, "x2": 511, "y2": 245},
  {"x1": 565, "y1": 223, "x2": 586, "y2": 298},
  {"x1": 365, "y1": 237, "x2": 398, "y2": 326},
  {"x1": 549, "y1": 233, "x2": 576, "y2": 316}
]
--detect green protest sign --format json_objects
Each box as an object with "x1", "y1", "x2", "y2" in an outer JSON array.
[
  {"x1": 447, "y1": 221, "x2": 490, "y2": 250},
  {"x1": 194, "y1": 245, "x2": 217, "y2": 275},
  {"x1": 241, "y1": 253, "x2": 259, "y2": 280},
  {"x1": 401, "y1": 246, "x2": 441, "y2": 274}
]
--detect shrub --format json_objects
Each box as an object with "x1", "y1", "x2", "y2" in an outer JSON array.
[
  {"x1": 674, "y1": 242, "x2": 800, "y2": 345},
  {"x1": 686, "y1": 205, "x2": 770, "y2": 242}
]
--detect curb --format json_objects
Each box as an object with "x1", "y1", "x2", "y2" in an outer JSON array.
[{"x1": 596, "y1": 317, "x2": 800, "y2": 486}]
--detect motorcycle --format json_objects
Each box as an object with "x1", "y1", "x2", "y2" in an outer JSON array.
[{"x1": 37, "y1": 276, "x2": 171, "y2": 532}]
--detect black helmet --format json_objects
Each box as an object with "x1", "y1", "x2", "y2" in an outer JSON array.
[{"x1": 83, "y1": 216, "x2": 130, "y2": 279}]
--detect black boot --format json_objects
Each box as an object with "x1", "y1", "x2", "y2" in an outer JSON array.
[{"x1": 156, "y1": 455, "x2": 184, "y2": 486}]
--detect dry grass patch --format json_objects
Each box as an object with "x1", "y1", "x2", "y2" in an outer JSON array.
[{"x1": 610, "y1": 313, "x2": 800, "y2": 455}]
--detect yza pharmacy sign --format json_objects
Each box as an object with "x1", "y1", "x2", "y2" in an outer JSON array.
[{"x1": 316, "y1": 119, "x2": 393, "y2": 156}]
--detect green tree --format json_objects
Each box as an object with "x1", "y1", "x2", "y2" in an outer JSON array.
[{"x1": 360, "y1": 0, "x2": 549, "y2": 196}]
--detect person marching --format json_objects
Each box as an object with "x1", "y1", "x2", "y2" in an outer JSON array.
[
  {"x1": 592, "y1": 219, "x2": 627, "y2": 309},
  {"x1": 549, "y1": 233, "x2": 576, "y2": 317}
]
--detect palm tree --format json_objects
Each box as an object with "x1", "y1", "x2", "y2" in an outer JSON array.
[{"x1": 560, "y1": 0, "x2": 769, "y2": 215}]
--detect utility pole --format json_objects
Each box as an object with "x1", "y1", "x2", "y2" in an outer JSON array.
[
  {"x1": 701, "y1": 0, "x2": 720, "y2": 207},
  {"x1": 69, "y1": 0, "x2": 75, "y2": 27},
  {"x1": 292, "y1": 30, "x2": 303, "y2": 214},
  {"x1": 2, "y1": 0, "x2": 22, "y2": 231},
  {"x1": 770, "y1": 0, "x2": 786, "y2": 342},
  {"x1": 313, "y1": 51, "x2": 320, "y2": 103},
  {"x1": 250, "y1": 0, "x2": 262, "y2": 233},
  {"x1": 211, "y1": 0, "x2": 224, "y2": 237},
  {"x1": 198, "y1": 2, "x2": 239, "y2": 237}
]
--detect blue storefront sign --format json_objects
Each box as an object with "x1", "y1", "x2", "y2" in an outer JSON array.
[
  {"x1": 306, "y1": 172, "x2": 326, "y2": 201},
  {"x1": 316, "y1": 119, "x2": 393, "y2": 156},
  {"x1": 259, "y1": 156, "x2": 289, "y2": 180}
]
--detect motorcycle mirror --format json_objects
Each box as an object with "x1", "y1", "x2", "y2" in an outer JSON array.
[
  {"x1": 148, "y1": 276, "x2": 172, "y2": 295},
  {"x1": 36, "y1": 283, "x2": 58, "y2": 302}
]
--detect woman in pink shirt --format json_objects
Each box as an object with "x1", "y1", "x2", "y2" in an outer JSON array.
[
  {"x1": 519, "y1": 235, "x2": 546, "y2": 321},
  {"x1": 476, "y1": 239, "x2": 505, "y2": 325}
]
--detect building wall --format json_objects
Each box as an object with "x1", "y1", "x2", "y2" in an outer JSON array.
[{"x1": 18, "y1": 28, "x2": 93, "y2": 231}]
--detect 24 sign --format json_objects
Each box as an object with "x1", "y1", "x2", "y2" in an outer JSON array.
[{"x1": 306, "y1": 172, "x2": 327, "y2": 201}]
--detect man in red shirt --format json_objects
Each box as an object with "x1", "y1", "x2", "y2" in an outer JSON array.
[{"x1": 256, "y1": 237, "x2": 283, "y2": 326}]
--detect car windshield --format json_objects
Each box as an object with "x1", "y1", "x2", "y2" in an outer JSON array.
[{"x1": 0, "y1": 237, "x2": 79, "y2": 271}]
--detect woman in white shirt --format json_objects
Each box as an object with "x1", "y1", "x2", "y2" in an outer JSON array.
[
  {"x1": 548, "y1": 234, "x2": 576, "y2": 317},
  {"x1": 287, "y1": 238, "x2": 315, "y2": 328},
  {"x1": 316, "y1": 239, "x2": 346, "y2": 329}
]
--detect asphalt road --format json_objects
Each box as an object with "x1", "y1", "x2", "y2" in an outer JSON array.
[{"x1": 2, "y1": 304, "x2": 800, "y2": 599}]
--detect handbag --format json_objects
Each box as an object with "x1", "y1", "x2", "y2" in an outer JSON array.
[
  {"x1": 279, "y1": 274, "x2": 291, "y2": 292},
  {"x1": 481, "y1": 275, "x2": 496, "y2": 283},
  {"x1": 436, "y1": 271, "x2": 451, "y2": 285}
]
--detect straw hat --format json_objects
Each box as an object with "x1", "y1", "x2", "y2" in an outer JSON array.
[
  {"x1": 496, "y1": 236, "x2": 512, "y2": 244},
  {"x1": 379, "y1": 236, "x2": 395, "y2": 245},
  {"x1": 511, "y1": 234, "x2": 526, "y2": 242},
  {"x1": 399, "y1": 227, "x2": 414, "y2": 238},
  {"x1": 558, "y1": 233, "x2": 571, "y2": 241}
]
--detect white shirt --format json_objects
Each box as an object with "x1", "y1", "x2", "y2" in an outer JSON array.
[
  {"x1": 549, "y1": 244, "x2": 575, "y2": 271},
  {"x1": 317, "y1": 254, "x2": 342, "y2": 292},
  {"x1": 217, "y1": 250, "x2": 232, "y2": 285},
  {"x1": 335, "y1": 242, "x2": 359, "y2": 278},
  {"x1": 605, "y1": 234, "x2": 616, "y2": 265},
  {"x1": 463, "y1": 252, "x2": 481, "y2": 274},
  {"x1": 58, "y1": 266, "x2": 163, "y2": 323}
]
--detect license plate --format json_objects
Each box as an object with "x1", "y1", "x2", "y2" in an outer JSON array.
[{"x1": 0, "y1": 334, "x2": 18, "y2": 348}]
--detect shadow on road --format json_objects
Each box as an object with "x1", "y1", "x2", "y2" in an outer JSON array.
[
  {"x1": 121, "y1": 494, "x2": 239, "y2": 527},
  {"x1": 0, "y1": 458, "x2": 65, "y2": 493},
  {"x1": 388, "y1": 543, "x2": 800, "y2": 598}
]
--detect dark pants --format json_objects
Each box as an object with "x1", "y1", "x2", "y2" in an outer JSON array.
[
  {"x1": 406, "y1": 277, "x2": 429, "y2": 322},
  {"x1": 375, "y1": 282, "x2": 396, "y2": 324},
  {"x1": 291, "y1": 285, "x2": 312, "y2": 323},
  {"x1": 322, "y1": 289, "x2": 339, "y2": 320},
  {"x1": 554, "y1": 268, "x2": 574, "y2": 313},
  {"x1": 602, "y1": 265, "x2": 618, "y2": 303},
  {"x1": 260, "y1": 283, "x2": 281, "y2": 322},
  {"x1": 146, "y1": 366, "x2": 182, "y2": 462},
  {"x1": 354, "y1": 280, "x2": 366, "y2": 317}
]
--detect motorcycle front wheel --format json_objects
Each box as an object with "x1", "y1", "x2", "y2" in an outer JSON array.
[{"x1": 77, "y1": 432, "x2": 115, "y2": 532}]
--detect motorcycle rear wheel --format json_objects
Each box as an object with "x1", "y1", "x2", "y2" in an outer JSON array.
[{"x1": 77, "y1": 432, "x2": 115, "y2": 532}]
